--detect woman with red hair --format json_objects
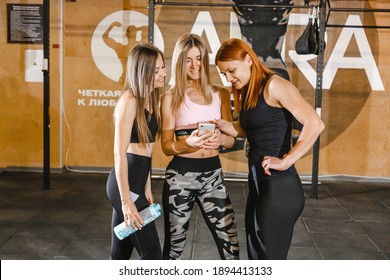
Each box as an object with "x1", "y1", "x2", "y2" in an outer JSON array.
[{"x1": 215, "y1": 38, "x2": 324, "y2": 260}]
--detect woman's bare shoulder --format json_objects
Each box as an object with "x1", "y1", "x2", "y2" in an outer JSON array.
[{"x1": 115, "y1": 90, "x2": 136, "y2": 113}]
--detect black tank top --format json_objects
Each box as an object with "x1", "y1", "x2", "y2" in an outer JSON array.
[
  {"x1": 239, "y1": 75, "x2": 297, "y2": 178},
  {"x1": 130, "y1": 109, "x2": 158, "y2": 143}
]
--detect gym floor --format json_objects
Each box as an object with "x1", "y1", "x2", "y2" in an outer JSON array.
[{"x1": 0, "y1": 171, "x2": 389, "y2": 260}]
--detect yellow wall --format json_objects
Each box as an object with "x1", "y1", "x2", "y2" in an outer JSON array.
[
  {"x1": 1, "y1": 0, "x2": 389, "y2": 178},
  {"x1": 0, "y1": 0, "x2": 61, "y2": 169}
]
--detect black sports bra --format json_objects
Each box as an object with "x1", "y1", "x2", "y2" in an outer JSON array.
[
  {"x1": 175, "y1": 128, "x2": 195, "y2": 137},
  {"x1": 130, "y1": 109, "x2": 158, "y2": 143}
]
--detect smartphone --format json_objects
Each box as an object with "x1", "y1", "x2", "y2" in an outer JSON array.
[{"x1": 198, "y1": 123, "x2": 216, "y2": 136}]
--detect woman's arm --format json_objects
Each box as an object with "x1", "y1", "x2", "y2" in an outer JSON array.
[
  {"x1": 113, "y1": 92, "x2": 143, "y2": 228},
  {"x1": 160, "y1": 93, "x2": 201, "y2": 155},
  {"x1": 217, "y1": 86, "x2": 236, "y2": 149},
  {"x1": 214, "y1": 119, "x2": 246, "y2": 138},
  {"x1": 261, "y1": 76, "x2": 325, "y2": 175},
  {"x1": 213, "y1": 85, "x2": 246, "y2": 138},
  {"x1": 144, "y1": 171, "x2": 154, "y2": 205}
]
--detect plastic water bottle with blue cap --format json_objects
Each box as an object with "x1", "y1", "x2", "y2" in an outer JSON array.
[{"x1": 114, "y1": 203, "x2": 162, "y2": 240}]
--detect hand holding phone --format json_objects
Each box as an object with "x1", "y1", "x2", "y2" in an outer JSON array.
[{"x1": 197, "y1": 123, "x2": 216, "y2": 136}]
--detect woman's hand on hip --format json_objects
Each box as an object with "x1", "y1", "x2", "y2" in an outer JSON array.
[{"x1": 261, "y1": 155, "x2": 291, "y2": 176}]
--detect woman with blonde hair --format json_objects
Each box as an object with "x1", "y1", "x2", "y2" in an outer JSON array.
[{"x1": 161, "y1": 33, "x2": 239, "y2": 260}]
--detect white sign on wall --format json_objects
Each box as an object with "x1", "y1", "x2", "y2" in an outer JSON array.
[{"x1": 25, "y1": 49, "x2": 43, "y2": 83}]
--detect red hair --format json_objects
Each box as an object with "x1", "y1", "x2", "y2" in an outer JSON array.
[{"x1": 216, "y1": 38, "x2": 272, "y2": 114}]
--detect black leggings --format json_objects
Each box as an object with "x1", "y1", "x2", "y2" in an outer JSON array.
[
  {"x1": 246, "y1": 162, "x2": 305, "y2": 260},
  {"x1": 106, "y1": 153, "x2": 161, "y2": 260}
]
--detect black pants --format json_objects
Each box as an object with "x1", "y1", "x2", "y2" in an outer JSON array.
[
  {"x1": 246, "y1": 161, "x2": 305, "y2": 260},
  {"x1": 106, "y1": 153, "x2": 162, "y2": 260}
]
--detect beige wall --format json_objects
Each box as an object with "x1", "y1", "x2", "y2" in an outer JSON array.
[{"x1": 0, "y1": 0, "x2": 389, "y2": 178}]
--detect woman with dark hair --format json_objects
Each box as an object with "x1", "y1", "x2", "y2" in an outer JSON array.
[
  {"x1": 106, "y1": 43, "x2": 166, "y2": 260},
  {"x1": 215, "y1": 38, "x2": 324, "y2": 260}
]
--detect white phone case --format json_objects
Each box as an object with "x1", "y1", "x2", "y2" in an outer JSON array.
[{"x1": 198, "y1": 123, "x2": 215, "y2": 136}]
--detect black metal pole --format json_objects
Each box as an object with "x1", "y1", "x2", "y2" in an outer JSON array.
[
  {"x1": 329, "y1": 7, "x2": 390, "y2": 13},
  {"x1": 326, "y1": 24, "x2": 390, "y2": 29},
  {"x1": 325, "y1": 0, "x2": 390, "y2": 29},
  {"x1": 311, "y1": 0, "x2": 326, "y2": 199},
  {"x1": 153, "y1": 2, "x2": 311, "y2": 9},
  {"x1": 148, "y1": 0, "x2": 155, "y2": 44},
  {"x1": 43, "y1": 0, "x2": 50, "y2": 190}
]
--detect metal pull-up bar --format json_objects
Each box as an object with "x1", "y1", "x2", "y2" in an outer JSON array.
[{"x1": 325, "y1": 0, "x2": 390, "y2": 29}]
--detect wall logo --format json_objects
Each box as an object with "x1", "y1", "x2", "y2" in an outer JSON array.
[
  {"x1": 91, "y1": 10, "x2": 164, "y2": 82},
  {"x1": 89, "y1": 5, "x2": 383, "y2": 151},
  {"x1": 156, "y1": 2, "x2": 384, "y2": 154}
]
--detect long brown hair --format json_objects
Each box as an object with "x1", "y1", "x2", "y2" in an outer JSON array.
[
  {"x1": 121, "y1": 43, "x2": 164, "y2": 143},
  {"x1": 168, "y1": 33, "x2": 212, "y2": 114},
  {"x1": 215, "y1": 38, "x2": 272, "y2": 114}
]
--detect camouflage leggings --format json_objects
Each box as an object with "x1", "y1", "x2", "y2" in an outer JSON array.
[{"x1": 162, "y1": 156, "x2": 240, "y2": 260}]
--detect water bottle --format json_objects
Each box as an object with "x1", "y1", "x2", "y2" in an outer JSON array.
[{"x1": 114, "y1": 203, "x2": 162, "y2": 240}]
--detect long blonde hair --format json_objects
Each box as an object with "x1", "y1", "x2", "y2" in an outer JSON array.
[
  {"x1": 121, "y1": 43, "x2": 164, "y2": 143},
  {"x1": 168, "y1": 33, "x2": 212, "y2": 114},
  {"x1": 216, "y1": 38, "x2": 272, "y2": 115}
]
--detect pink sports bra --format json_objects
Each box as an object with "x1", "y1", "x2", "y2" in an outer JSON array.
[{"x1": 175, "y1": 90, "x2": 221, "y2": 135}]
